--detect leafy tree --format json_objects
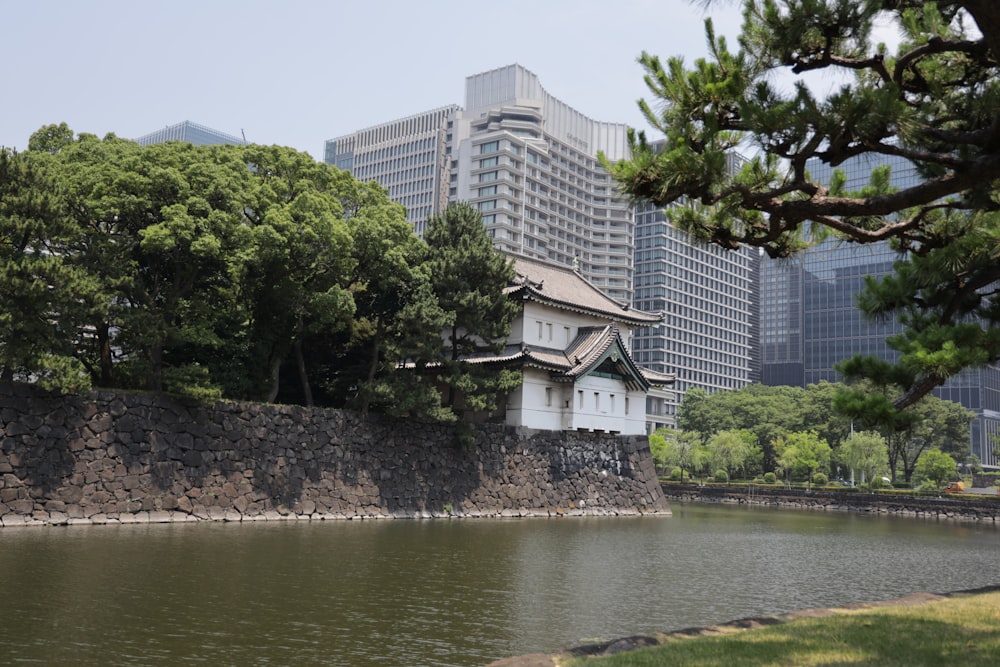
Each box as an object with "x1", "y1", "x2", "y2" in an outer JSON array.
[
  {"x1": 41, "y1": 132, "x2": 252, "y2": 396},
  {"x1": 651, "y1": 428, "x2": 706, "y2": 478},
  {"x1": 914, "y1": 448, "x2": 957, "y2": 488},
  {"x1": 235, "y1": 144, "x2": 355, "y2": 404},
  {"x1": 910, "y1": 394, "x2": 975, "y2": 460},
  {"x1": 423, "y1": 202, "x2": 520, "y2": 421},
  {"x1": 677, "y1": 382, "x2": 851, "y2": 471},
  {"x1": 602, "y1": 1, "x2": 1000, "y2": 413},
  {"x1": 648, "y1": 430, "x2": 670, "y2": 472},
  {"x1": 28, "y1": 131, "x2": 138, "y2": 388},
  {"x1": 774, "y1": 430, "x2": 832, "y2": 486},
  {"x1": 0, "y1": 148, "x2": 93, "y2": 392},
  {"x1": 835, "y1": 378, "x2": 972, "y2": 484},
  {"x1": 837, "y1": 430, "x2": 889, "y2": 485},
  {"x1": 706, "y1": 429, "x2": 759, "y2": 482},
  {"x1": 26, "y1": 122, "x2": 74, "y2": 154},
  {"x1": 321, "y1": 180, "x2": 451, "y2": 418},
  {"x1": 675, "y1": 387, "x2": 716, "y2": 438}
]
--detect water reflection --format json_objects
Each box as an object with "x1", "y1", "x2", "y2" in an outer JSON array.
[{"x1": 0, "y1": 504, "x2": 996, "y2": 666}]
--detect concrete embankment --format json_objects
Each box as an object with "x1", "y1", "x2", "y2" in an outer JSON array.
[
  {"x1": 0, "y1": 382, "x2": 669, "y2": 527},
  {"x1": 661, "y1": 483, "x2": 1000, "y2": 522}
]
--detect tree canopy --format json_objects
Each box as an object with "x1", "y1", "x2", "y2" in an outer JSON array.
[
  {"x1": 0, "y1": 126, "x2": 517, "y2": 424},
  {"x1": 676, "y1": 381, "x2": 970, "y2": 482},
  {"x1": 424, "y1": 202, "x2": 521, "y2": 421},
  {"x1": 603, "y1": 1, "x2": 1000, "y2": 411}
]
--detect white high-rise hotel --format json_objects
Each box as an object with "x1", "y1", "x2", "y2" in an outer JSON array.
[
  {"x1": 326, "y1": 64, "x2": 759, "y2": 429},
  {"x1": 327, "y1": 64, "x2": 635, "y2": 302}
]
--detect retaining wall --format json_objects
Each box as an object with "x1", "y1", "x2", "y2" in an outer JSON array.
[
  {"x1": 0, "y1": 383, "x2": 669, "y2": 527},
  {"x1": 662, "y1": 484, "x2": 999, "y2": 522}
]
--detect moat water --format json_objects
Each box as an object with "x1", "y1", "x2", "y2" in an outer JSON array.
[{"x1": 1, "y1": 504, "x2": 997, "y2": 666}]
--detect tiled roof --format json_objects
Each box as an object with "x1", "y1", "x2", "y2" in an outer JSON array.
[
  {"x1": 505, "y1": 254, "x2": 662, "y2": 327},
  {"x1": 465, "y1": 323, "x2": 675, "y2": 390}
]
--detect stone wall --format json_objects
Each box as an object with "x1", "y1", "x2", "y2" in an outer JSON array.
[
  {"x1": 662, "y1": 484, "x2": 999, "y2": 522},
  {"x1": 0, "y1": 383, "x2": 669, "y2": 527}
]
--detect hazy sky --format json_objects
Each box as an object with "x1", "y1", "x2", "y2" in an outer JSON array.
[{"x1": 3, "y1": 1, "x2": 747, "y2": 158}]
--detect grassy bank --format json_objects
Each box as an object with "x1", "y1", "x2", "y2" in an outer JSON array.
[{"x1": 563, "y1": 589, "x2": 1000, "y2": 667}]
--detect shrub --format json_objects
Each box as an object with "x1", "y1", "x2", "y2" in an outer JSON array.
[
  {"x1": 669, "y1": 467, "x2": 683, "y2": 481},
  {"x1": 763, "y1": 472, "x2": 777, "y2": 484},
  {"x1": 812, "y1": 472, "x2": 828, "y2": 486},
  {"x1": 713, "y1": 469, "x2": 729, "y2": 483}
]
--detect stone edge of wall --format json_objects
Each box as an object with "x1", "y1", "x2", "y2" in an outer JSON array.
[
  {"x1": 662, "y1": 484, "x2": 999, "y2": 522},
  {"x1": 0, "y1": 383, "x2": 670, "y2": 527}
]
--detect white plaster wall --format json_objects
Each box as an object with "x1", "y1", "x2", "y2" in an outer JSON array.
[
  {"x1": 507, "y1": 367, "x2": 567, "y2": 431},
  {"x1": 519, "y1": 302, "x2": 609, "y2": 349},
  {"x1": 507, "y1": 368, "x2": 648, "y2": 435}
]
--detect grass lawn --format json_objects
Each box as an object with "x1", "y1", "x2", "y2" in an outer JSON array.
[{"x1": 563, "y1": 590, "x2": 1000, "y2": 667}]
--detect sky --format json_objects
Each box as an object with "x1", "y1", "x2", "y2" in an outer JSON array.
[{"x1": 2, "y1": 0, "x2": 747, "y2": 158}]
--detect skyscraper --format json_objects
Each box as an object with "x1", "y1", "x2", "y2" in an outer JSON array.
[
  {"x1": 135, "y1": 120, "x2": 245, "y2": 147},
  {"x1": 633, "y1": 199, "x2": 760, "y2": 430},
  {"x1": 326, "y1": 65, "x2": 635, "y2": 301},
  {"x1": 760, "y1": 153, "x2": 1000, "y2": 468},
  {"x1": 325, "y1": 106, "x2": 459, "y2": 237}
]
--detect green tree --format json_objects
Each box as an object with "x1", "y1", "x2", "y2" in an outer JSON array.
[
  {"x1": 603, "y1": 1, "x2": 1000, "y2": 414},
  {"x1": 915, "y1": 448, "x2": 957, "y2": 489},
  {"x1": 46, "y1": 134, "x2": 252, "y2": 396},
  {"x1": 324, "y1": 180, "x2": 451, "y2": 418},
  {"x1": 677, "y1": 382, "x2": 851, "y2": 472},
  {"x1": 706, "y1": 429, "x2": 758, "y2": 482},
  {"x1": 651, "y1": 429, "x2": 706, "y2": 479},
  {"x1": 775, "y1": 431, "x2": 832, "y2": 486},
  {"x1": 0, "y1": 148, "x2": 93, "y2": 392},
  {"x1": 26, "y1": 122, "x2": 74, "y2": 154},
  {"x1": 837, "y1": 430, "x2": 888, "y2": 486},
  {"x1": 423, "y1": 202, "x2": 520, "y2": 421},
  {"x1": 835, "y1": 380, "x2": 972, "y2": 484},
  {"x1": 29, "y1": 131, "x2": 138, "y2": 388},
  {"x1": 910, "y1": 394, "x2": 975, "y2": 460},
  {"x1": 236, "y1": 144, "x2": 355, "y2": 404}
]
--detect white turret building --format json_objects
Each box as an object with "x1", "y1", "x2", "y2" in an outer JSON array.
[{"x1": 469, "y1": 255, "x2": 674, "y2": 435}]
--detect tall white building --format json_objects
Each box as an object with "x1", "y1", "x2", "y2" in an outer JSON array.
[
  {"x1": 326, "y1": 65, "x2": 635, "y2": 302},
  {"x1": 325, "y1": 106, "x2": 458, "y2": 237}
]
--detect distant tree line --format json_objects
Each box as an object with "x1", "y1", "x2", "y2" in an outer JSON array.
[
  {"x1": 0, "y1": 124, "x2": 519, "y2": 422},
  {"x1": 650, "y1": 382, "x2": 975, "y2": 487}
]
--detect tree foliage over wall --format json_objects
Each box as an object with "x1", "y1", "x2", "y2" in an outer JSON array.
[
  {"x1": 0, "y1": 127, "x2": 514, "y2": 423},
  {"x1": 603, "y1": 1, "x2": 1000, "y2": 419}
]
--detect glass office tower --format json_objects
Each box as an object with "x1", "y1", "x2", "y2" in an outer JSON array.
[
  {"x1": 760, "y1": 153, "x2": 1000, "y2": 468},
  {"x1": 632, "y1": 196, "x2": 760, "y2": 431},
  {"x1": 135, "y1": 120, "x2": 245, "y2": 147}
]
